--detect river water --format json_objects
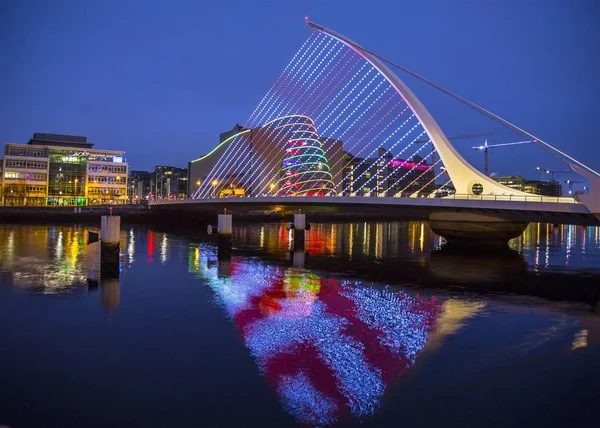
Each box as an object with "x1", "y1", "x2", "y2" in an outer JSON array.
[{"x1": 1, "y1": 222, "x2": 599, "y2": 427}]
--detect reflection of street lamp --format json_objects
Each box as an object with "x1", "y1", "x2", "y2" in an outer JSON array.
[{"x1": 212, "y1": 180, "x2": 218, "y2": 198}]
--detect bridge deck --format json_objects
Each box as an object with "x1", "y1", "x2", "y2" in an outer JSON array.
[{"x1": 149, "y1": 196, "x2": 599, "y2": 226}]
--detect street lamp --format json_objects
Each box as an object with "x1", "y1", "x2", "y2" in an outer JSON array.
[
  {"x1": 212, "y1": 180, "x2": 218, "y2": 198},
  {"x1": 269, "y1": 182, "x2": 276, "y2": 195}
]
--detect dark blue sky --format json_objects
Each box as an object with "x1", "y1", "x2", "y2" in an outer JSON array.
[{"x1": 1, "y1": 1, "x2": 598, "y2": 177}]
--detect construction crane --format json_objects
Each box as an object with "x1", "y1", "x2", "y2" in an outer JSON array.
[
  {"x1": 564, "y1": 179, "x2": 586, "y2": 195},
  {"x1": 473, "y1": 139, "x2": 533, "y2": 176},
  {"x1": 414, "y1": 133, "x2": 494, "y2": 173},
  {"x1": 535, "y1": 166, "x2": 570, "y2": 182},
  {"x1": 415, "y1": 132, "x2": 494, "y2": 144}
]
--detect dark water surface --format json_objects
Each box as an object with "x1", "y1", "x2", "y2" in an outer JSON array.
[{"x1": 1, "y1": 222, "x2": 599, "y2": 427}]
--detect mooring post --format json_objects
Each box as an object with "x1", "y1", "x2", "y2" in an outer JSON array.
[
  {"x1": 100, "y1": 214, "x2": 120, "y2": 278},
  {"x1": 217, "y1": 209, "x2": 232, "y2": 259}
]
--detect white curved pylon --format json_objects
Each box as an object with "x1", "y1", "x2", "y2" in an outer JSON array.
[{"x1": 306, "y1": 21, "x2": 538, "y2": 198}]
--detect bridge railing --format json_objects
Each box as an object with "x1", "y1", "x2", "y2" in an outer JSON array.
[
  {"x1": 436, "y1": 194, "x2": 578, "y2": 204},
  {"x1": 152, "y1": 193, "x2": 579, "y2": 205}
]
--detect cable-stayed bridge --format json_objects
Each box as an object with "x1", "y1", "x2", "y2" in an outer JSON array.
[{"x1": 154, "y1": 20, "x2": 600, "y2": 226}]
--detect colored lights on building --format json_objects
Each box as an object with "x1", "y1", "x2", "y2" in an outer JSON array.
[{"x1": 269, "y1": 115, "x2": 335, "y2": 196}]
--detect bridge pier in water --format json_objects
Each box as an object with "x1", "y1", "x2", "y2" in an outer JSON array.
[
  {"x1": 217, "y1": 213, "x2": 233, "y2": 259},
  {"x1": 100, "y1": 215, "x2": 120, "y2": 278},
  {"x1": 427, "y1": 212, "x2": 528, "y2": 247}
]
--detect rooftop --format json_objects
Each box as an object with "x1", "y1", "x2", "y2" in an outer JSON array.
[{"x1": 28, "y1": 133, "x2": 94, "y2": 149}]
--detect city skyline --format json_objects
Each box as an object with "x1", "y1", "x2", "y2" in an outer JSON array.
[{"x1": 1, "y1": 1, "x2": 598, "y2": 176}]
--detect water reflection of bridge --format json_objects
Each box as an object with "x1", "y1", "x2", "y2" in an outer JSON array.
[{"x1": 192, "y1": 245, "x2": 485, "y2": 425}]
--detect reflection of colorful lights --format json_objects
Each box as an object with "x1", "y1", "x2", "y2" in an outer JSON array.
[
  {"x1": 56, "y1": 231, "x2": 64, "y2": 260},
  {"x1": 147, "y1": 231, "x2": 154, "y2": 263},
  {"x1": 195, "y1": 246, "x2": 439, "y2": 425},
  {"x1": 160, "y1": 234, "x2": 168, "y2": 264},
  {"x1": 128, "y1": 229, "x2": 135, "y2": 264}
]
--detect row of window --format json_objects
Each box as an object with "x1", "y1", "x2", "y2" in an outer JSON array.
[
  {"x1": 88, "y1": 165, "x2": 127, "y2": 173},
  {"x1": 2, "y1": 185, "x2": 47, "y2": 192},
  {"x1": 7, "y1": 149, "x2": 47, "y2": 157},
  {"x1": 4, "y1": 172, "x2": 47, "y2": 181},
  {"x1": 88, "y1": 188, "x2": 124, "y2": 195},
  {"x1": 88, "y1": 155, "x2": 124, "y2": 163},
  {"x1": 88, "y1": 176, "x2": 126, "y2": 184},
  {"x1": 5, "y1": 160, "x2": 48, "y2": 169}
]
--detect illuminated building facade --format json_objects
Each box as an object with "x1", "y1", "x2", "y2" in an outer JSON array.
[
  {"x1": 493, "y1": 175, "x2": 562, "y2": 197},
  {"x1": 189, "y1": 120, "x2": 344, "y2": 198},
  {"x1": 1, "y1": 133, "x2": 128, "y2": 206}
]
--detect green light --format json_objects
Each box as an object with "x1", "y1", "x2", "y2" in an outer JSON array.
[
  {"x1": 282, "y1": 160, "x2": 332, "y2": 172},
  {"x1": 282, "y1": 153, "x2": 329, "y2": 164},
  {"x1": 280, "y1": 170, "x2": 333, "y2": 180},
  {"x1": 190, "y1": 129, "x2": 251, "y2": 163}
]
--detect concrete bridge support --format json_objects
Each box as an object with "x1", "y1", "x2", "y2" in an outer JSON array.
[
  {"x1": 217, "y1": 213, "x2": 233, "y2": 259},
  {"x1": 427, "y1": 212, "x2": 528, "y2": 247},
  {"x1": 293, "y1": 213, "x2": 306, "y2": 249},
  {"x1": 100, "y1": 215, "x2": 120, "y2": 278}
]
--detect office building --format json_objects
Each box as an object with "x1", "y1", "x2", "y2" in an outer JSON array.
[
  {"x1": 493, "y1": 175, "x2": 562, "y2": 197},
  {"x1": 1, "y1": 133, "x2": 128, "y2": 206},
  {"x1": 153, "y1": 165, "x2": 188, "y2": 199},
  {"x1": 129, "y1": 167, "x2": 188, "y2": 201},
  {"x1": 129, "y1": 170, "x2": 154, "y2": 201}
]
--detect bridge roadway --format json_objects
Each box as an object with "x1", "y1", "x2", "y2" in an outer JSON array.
[{"x1": 149, "y1": 195, "x2": 600, "y2": 226}]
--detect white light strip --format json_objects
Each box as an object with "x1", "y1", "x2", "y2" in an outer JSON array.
[
  {"x1": 201, "y1": 34, "x2": 326, "y2": 197},
  {"x1": 408, "y1": 160, "x2": 445, "y2": 196},
  {"x1": 198, "y1": 35, "x2": 322, "y2": 198},
  {"x1": 244, "y1": 32, "x2": 317, "y2": 128},
  {"x1": 327, "y1": 102, "x2": 408, "y2": 188},
  {"x1": 362, "y1": 132, "x2": 430, "y2": 195},
  {"x1": 251, "y1": 56, "x2": 375, "y2": 196},
  {"x1": 389, "y1": 149, "x2": 436, "y2": 195},
  {"x1": 338, "y1": 115, "x2": 417, "y2": 193},
  {"x1": 343, "y1": 125, "x2": 424, "y2": 195},
  {"x1": 256, "y1": 69, "x2": 382, "y2": 196},
  {"x1": 238, "y1": 42, "x2": 346, "y2": 196},
  {"x1": 296, "y1": 81, "x2": 392, "y2": 193}
]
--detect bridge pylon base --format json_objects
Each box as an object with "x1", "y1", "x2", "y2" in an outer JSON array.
[{"x1": 427, "y1": 212, "x2": 528, "y2": 248}]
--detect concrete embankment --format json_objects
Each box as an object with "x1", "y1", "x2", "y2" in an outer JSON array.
[
  {"x1": 0, "y1": 204, "x2": 429, "y2": 225},
  {"x1": 0, "y1": 204, "x2": 155, "y2": 224}
]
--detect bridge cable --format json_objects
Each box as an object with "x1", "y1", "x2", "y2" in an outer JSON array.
[{"x1": 346, "y1": 43, "x2": 600, "y2": 178}]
